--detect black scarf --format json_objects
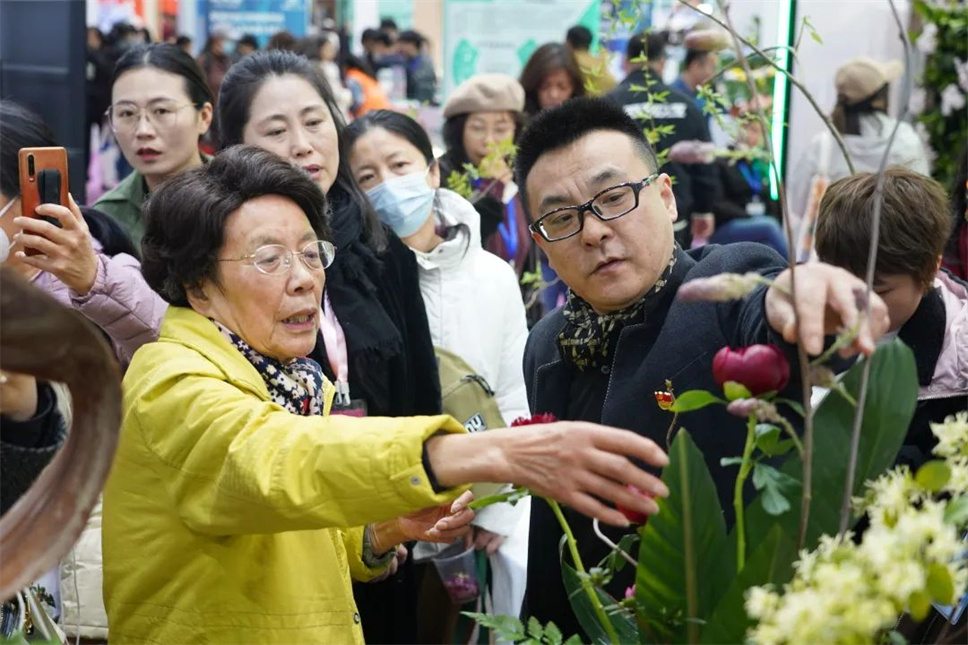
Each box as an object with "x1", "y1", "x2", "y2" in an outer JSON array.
[
  {"x1": 323, "y1": 190, "x2": 403, "y2": 370},
  {"x1": 558, "y1": 246, "x2": 681, "y2": 372}
]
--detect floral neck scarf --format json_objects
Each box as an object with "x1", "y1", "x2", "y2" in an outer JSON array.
[
  {"x1": 558, "y1": 247, "x2": 679, "y2": 372},
  {"x1": 212, "y1": 321, "x2": 326, "y2": 417}
]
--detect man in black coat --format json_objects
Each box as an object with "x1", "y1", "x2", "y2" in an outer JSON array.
[
  {"x1": 608, "y1": 31, "x2": 718, "y2": 248},
  {"x1": 514, "y1": 97, "x2": 890, "y2": 640}
]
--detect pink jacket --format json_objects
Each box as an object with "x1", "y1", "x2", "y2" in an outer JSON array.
[
  {"x1": 919, "y1": 271, "x2": 968, "y2": 401},
  {"x1": 31, "y1": 244, "x2": 167, "y2": 366}
]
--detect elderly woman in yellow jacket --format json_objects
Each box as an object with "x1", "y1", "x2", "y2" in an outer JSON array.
[{"x1": 101, "y1": 145, "x2": 670, "y2": 644}]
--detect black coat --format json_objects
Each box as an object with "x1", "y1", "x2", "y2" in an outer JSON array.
[
  {"x1": 608, "y1": 69, "x2": 718, "y2": 231},
  {"x1": 522, "y1": 243, "x2": 800, "y2": 639}
]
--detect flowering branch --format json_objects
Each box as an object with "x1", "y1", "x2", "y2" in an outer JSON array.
[
  {"x1": 699, "y1": 0, "x2": 817, "y2": 550},
  {"x1": 839, "y1": 0, "x2": 912, "y2": 537}
]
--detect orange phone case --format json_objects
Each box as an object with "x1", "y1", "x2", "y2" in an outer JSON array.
[
  {"x1": 18, "y1": 147, "x2": 69, "y2": 256},
  {"x1": 18, "y1": 147, "x2": 69, "y2": 217}
]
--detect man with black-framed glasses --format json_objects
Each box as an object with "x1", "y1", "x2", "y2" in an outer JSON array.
[{"x1": 516, "y1": 97, "x2": 892, "y2": 639}]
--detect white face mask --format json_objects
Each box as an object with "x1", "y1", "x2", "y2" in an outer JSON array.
[{"x1": 0, "y1": 197, "x2": 19, "y2": 264}]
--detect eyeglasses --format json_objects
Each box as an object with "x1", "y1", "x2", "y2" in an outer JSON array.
[
  {"x1": 219, "y1": 241, "x2": 336, "y2": 276},
  {"x1": 106, "y1": 102, "x2": 198, "y2": 133},
  {"x1": 530, "y1": 174, "x2": 660, "y2": 242}
]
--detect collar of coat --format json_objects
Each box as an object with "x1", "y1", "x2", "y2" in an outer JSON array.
[{"x1": 157, "y1": 306, "x2": 336, "y2": 411}]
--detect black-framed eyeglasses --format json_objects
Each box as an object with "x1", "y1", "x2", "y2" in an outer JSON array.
[
  {"x1": 219, "y1": 240, "x2": 336, "y2": 275},
  {"x1": 530, "y1": 174, "x2": 660, "y2": 242}
]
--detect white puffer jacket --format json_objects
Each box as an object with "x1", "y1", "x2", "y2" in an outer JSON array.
[
  {"x1": 413, "y1": 189, "x2": 532, "y2": 620},
  {"x1": 414, "y1": 188, "x2": 531, "y2": 425}
]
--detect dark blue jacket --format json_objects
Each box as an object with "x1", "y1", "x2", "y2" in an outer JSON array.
[{"x1": 523, "y1": 243, "x2": 801, "y2": 637}]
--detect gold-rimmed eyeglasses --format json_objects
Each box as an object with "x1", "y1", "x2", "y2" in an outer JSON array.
[{"x1": 219, "y1": 241, "x2": 337, "y2": 276}]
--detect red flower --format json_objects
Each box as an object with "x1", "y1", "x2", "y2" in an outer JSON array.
[
  {"x1": 617, "y1": 485, "x2": 654, "y2": 525},
  {"x1": 712, "y1": 344, "x2": 790, "y2": 396},
  {"x1": 511, "y1": 413, "x2": 558, "y2": 427}
]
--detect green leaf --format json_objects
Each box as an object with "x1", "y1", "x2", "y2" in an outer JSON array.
[
  {"x1": 720, "y1": 457, "x2": 744, "y2": 467},
  {"x1": 776, "y1": 398, "x2": 805, "y2": 418},
  {"x1": 700, "y1": 524, "x2": 797, "y2": 643},
  {"x1": 754, "y1": 424, "x2": 781, "y2": 453},
  {"x1": 528, "y1": 616, "x2": 544, "y2": 640},
  {"x1": 544, "y1": 621, "x2": 564, "y2": 645},
  {"x1": 927, "y1": 563, "x2": 956, "y2": 605},
  {"x1": 809, "y1": 29, "x2": 823, "y2": 45},
  {"x1": 745, "y1": 341, "x2": 918, "y2": 551},
  {"x1": 561, "y1": 556, "x2": 637, "y2": 645},
  {"x1": 670, "y1": 390, "x2": 725, "y2": 413},
  {"x1": 462, "y1": 612, "x2": 526, "y2": 641},
  {"x1": 724, "y1": 381, "x2": 752, "y2": 402},
  {"x1": 752, "y1": 463, "x2": 798, "y2": 516},
  {"x1": 943, "y1": 497, "x2": 968, "y2": 526},
  {"x1": 635, "y1": 430, "x2": 734, "y2": 643},
  {"x1": 909, "y1": 590, "x2": 932, "y2": 622},
  {"x1": 563, "y1": 636, "x2": 583, "y2": 645},
  {"x1": 915, "y1": 460, "x2": 951, "y2": 493},
  {"x1": 886, "y1": 629, "x2": 908, "y2": 645}
]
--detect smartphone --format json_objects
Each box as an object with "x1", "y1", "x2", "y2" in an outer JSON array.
[{"x1": 18, "y1": 147, "x2": 69, "y2": 255}]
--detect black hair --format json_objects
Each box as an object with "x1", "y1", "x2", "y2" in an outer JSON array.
[
  {"x1": 684, "y1": 48, "x2": 711, "y2": 70},
  {"x1": 566, "y1": 26, "x2": 593, "y2": 51},
  {"x1": 345, "y1": 110, "x2": 434, "y2": 164},
  {"x1": 627, "y1": 30, "x2": 667, "y2": 63},
  {"x1": 142, "y1": 145, "x2": 331, "y2": 307},
  {"x1": 518, "y1": 42, "x2": 587, "y2": 116},
  {"x1": 344, "y1": 52, "x2": 376, "y2": 78},
  {"x1": 0, "y1": 100, "x2": 57, "y2": 199},
  {"x1": 236, "y1": 34, "x2": 259, "y2": 50},
  {"x1": 267, "y1": 31, "x2": 297, "y2": 51},
  {"x1": 175, "y1": 35, "x2": 192, "y2": 48},
  {"x1": 379, "y1": 18, "x2": 398, "y2": 31},
  {"x1": 112, "y1": 43, "x2": 214, "y2": 108},
  {"x1": 218, "y1": 49, "x2": 387, "y2": 253},
  {"x1": 361, "y1": 28, "x2": 381, "y2": 44},
  {"x1": 398, "y1": 30, "x2": 424, "y2": 47},
  {"x1": 513, "y1": 97, "x2": 659, "y2": 219}
]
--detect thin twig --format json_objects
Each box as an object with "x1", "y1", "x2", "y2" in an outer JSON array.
[
  {"x1": 592, "y1": 518, "x2": 639, "y2": 568},
  {"x1": 838, "y1": 0, "x2": 911, "y2": 535},
  {"x1": 707, "y1": 0, "x2": 816, "y2": 551},
  {"x1": 674, "y1": 0, "x2": 856, "y2": 175}
]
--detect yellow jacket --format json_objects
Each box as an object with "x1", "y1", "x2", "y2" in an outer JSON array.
[{"x1": 102, "y1": 306, "x2": 465, "y2": 644}]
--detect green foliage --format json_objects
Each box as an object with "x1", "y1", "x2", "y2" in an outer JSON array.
[
  {"x1": 915, "y1": 460, "x2": 951, "y2": 492},
  {"x1": 911, "y1": 0, "x2": 968, "y2": 188},
  {"x1": 561, "y1": 558, "x2": 637, "y2": 645},
  {"x1": 699, "y1": 525, "x2": 798, "y2": 644},
  {"x1": 635, "y1": 430, "x2": 735, "y2": 643},
  {"x1": 745, "y1": 340, "x2": 919, "y2": 551},
  {"x1": 461, "y1": 613, "x2": 581, "y2": 645},
  {"x1": 669, "y1": 390, "x2": 725, "y2": 413}
]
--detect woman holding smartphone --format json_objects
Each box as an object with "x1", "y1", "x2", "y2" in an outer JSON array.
[{"x1": 95, "y1": 43, "x2": 214, "y2": 247}]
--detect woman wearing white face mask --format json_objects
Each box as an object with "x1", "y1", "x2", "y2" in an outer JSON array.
[{"x1": 346, "y1": 110, "x2": 531, "y2": 626}]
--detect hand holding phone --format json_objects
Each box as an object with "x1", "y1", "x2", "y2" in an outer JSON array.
[
  {"x1": 14, "y1": 194, "x2": 98, "y2": 295},
  {"x1": 18, "y1": 147, "x2": 69, "y2": 257}
]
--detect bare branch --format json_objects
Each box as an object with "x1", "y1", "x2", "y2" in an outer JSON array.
[{"x1": 838, "y1": 0, "x2": 912, "y2": 535}]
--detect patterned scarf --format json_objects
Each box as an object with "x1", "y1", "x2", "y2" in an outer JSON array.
[
  {"x1": 213, "y1": 321, "x2": 326, "y2": 417},
  {"x1": 558, "y1": 248, "x2": 679, "y2": 372}
]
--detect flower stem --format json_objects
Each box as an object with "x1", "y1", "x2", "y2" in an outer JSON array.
[
  {"x1": 467, "y1": 486, "x2": 530, "y2": 511},
  {"x1": 734, "y1": 415, "x2": 758, "y2": 572},
  {"x1": 548, "y1": 499, "x2": 620, "y2": 645}
]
